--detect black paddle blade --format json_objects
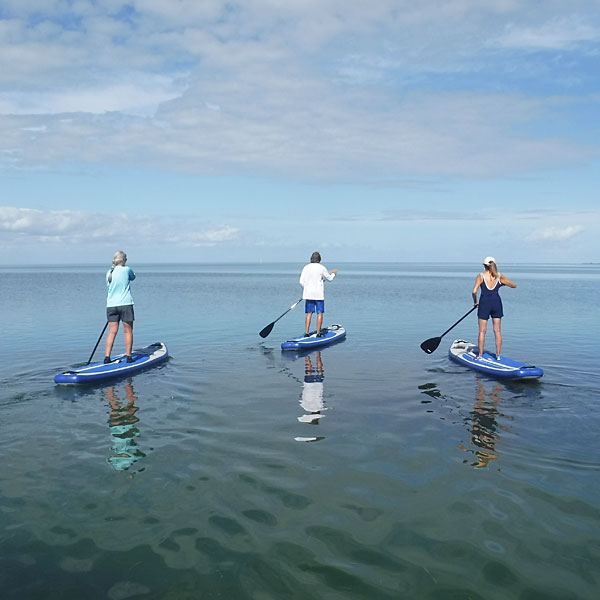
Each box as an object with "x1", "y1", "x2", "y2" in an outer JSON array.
[
  {"x1": 259, "y1": 322, "x2": 275, "y2": 338},
  {"x1": 420, "y1": 336, "x2": 441, "y2": 354}
]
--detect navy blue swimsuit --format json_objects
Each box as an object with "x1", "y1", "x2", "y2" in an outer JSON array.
[{"x1": 477, "y1": 274, "x2": 503, "y2": 320}]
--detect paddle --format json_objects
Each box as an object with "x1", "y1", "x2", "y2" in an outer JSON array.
[
  {"x1": 259, "y1": 298, "x2": 303, "y2": 338},
  {"x1": 87, "y1": 321, "x2": 109, "y2": 364},
  {"x1": 420, "y1": 306, "x2": 477, "y2": 354}
]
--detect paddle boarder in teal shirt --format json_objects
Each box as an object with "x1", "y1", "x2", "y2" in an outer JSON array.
[{"x1": 105, "y1": 251, "x2": 136, "y2": 364}]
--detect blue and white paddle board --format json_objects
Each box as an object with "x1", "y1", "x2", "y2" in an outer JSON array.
[
  {"x1": 54, "y1": 342, "x2": 168, "y2": 384},
  {"x1": 281, "y1": 324, "x2": 346, "y2": 351},
  {"x1": 448, "y1": 339, "x2": 543, "y2": 380}
]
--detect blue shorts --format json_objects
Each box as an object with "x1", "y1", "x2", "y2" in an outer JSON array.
[{"x1": 305, "y1": 300, "x2": 324, "y2": 314}]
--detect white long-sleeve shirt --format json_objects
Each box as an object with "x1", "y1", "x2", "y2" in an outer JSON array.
[{"x1": 299, "y1": 263, "x2": 335, "y2": 300}]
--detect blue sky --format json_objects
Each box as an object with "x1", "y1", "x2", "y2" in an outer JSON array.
[{"x1": 1, "y1": 0, "x2": 599, "y2": 264}]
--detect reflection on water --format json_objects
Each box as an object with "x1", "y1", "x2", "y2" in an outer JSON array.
[
  {"x1": 419, "y1": 378, "x2": 515, "y2": 470},
  {"x1": 295, "y1": 352, "x2": 326, "y2": 442},
  {"x1": 106, "y1": 381, "x2": 146, "y2": 472},
  {"x1": 265, "y1": 345, "x2": 331, "y2": 442},
  {"x1": 418, "y1": 382, "x2": 441, "y2": 401},
  {"x1": 458, "y1": 380, "x2": 511, "y2": 469}
]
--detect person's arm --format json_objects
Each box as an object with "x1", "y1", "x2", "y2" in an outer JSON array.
[
  {"x1": 472, "y1": 274, "x2": 482, "y2": 305},
  {"x1": 128, "y1": 267, "x2": 136, "y2": 281},
  {"x1": 322, "y1": 266, "x2": 337, "y2": 281},
  {"x1": 499, "y1": 273, "x2": 516, "y2": 288}
]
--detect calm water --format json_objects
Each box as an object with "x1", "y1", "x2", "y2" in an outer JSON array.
[{"x1": 1, "y1": 263, "x2": 599, "y2": 600}]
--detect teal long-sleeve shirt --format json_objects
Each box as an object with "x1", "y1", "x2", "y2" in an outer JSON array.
[{"x1": 106, "y1": 265, "x2": 136, "y2": 307}]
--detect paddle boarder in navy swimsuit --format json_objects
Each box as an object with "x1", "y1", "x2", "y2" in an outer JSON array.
[
  {"x1": 472, "y1": 257, "x2": 517, "y2": 360},
  {"x1": 477, "y1": 273, "x2": 503, "y2": 320}
]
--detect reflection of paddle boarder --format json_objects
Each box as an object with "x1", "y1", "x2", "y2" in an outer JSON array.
[
  {"x1": 106, "y1": 381, "x2": 145, "y2": 471},
  {"x1": 459, "y1": 380, "x2": 510, "y2": 469},
  {"x1": 295, "y1": 352, "x2": 326, "y2": 442},
  {"x1": 299, "y1": 352, "x2": 325, "y2": 422}
]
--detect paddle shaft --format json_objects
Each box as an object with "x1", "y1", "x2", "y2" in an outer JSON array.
[
  {"x1": 275, "y1": 297, "x2": 303, "y2": 323},
  {"x1": 87, "y1": 321, "x2": 109, "y2": 364},
  {"x1": 439, "y1": 305, "x2": 477, "y2": 338},
  {"x1": 259, "y1": 298, "x2": 303, "y2": 338},
  {"x1": 420, "y1": 305, "x2": 478, "y2": 353}
]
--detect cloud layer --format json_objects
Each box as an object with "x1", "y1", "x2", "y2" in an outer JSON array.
[
  {"x1": 0, "y1": 1, "x2": 598, "y2": 181},
  {"x1": 0, "y1": 206, "x2": 238, "y2": 246}
]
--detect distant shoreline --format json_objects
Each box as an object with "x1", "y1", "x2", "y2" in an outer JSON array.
[{"x1": 2, "y1": 261, "x2": 598, "y2": 269}]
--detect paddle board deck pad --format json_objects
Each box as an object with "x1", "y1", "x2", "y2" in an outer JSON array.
[
  {"x1": 281, "y1": 325, "x2": 346, "y2": 350},
  {"x1": 54, "y1": 342, "x2": 168, "y2": 384},
  {"x1": 448, "y1": 339, "x2": 543, "y2": 380}
]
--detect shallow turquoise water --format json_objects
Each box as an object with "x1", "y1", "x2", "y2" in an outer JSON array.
[{"x1": 1, "y1": 263, "x2": 599, "y2": 599}]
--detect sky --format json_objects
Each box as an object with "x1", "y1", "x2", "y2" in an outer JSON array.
[{"x1": 1, "y1": 0, "x2": 599, "y2": 264}]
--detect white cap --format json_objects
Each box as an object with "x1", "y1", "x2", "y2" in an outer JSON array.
[{"x1": 483, "y1": 256, "x2": 496, "y2": 265}]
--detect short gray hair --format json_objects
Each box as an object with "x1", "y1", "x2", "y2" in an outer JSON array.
[{"x1": 112, "y1": 251, "x2": 127, "y2": 266}]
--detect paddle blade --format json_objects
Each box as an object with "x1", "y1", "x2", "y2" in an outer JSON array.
[
  {"x1": 259, "y1": 322, "x2": 275, "y2": 338},
  {"x1": 420, "y1": 336, "x2": 441, "y2": 354}
]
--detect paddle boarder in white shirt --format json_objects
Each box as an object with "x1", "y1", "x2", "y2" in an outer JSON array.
[{"x1": 299, "y1": 252, "x2": 338, "y2": 338}]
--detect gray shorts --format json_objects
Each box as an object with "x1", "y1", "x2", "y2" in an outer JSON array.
[{"x1": 106, "y1": 305, "x2": 135, "y2": 323}]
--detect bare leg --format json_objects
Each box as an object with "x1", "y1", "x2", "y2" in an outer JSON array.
[
  {"x1": 105, "y1": 321, "x2": 119, "y2": 358},
  {"x1": 492, "y1": 318, "x2": 502, "y2": 357},
  {"x1": 305, "y1": 312, "x2": 312, "y2": 334},
  {"x1": 477, "y1": 319, "x2": 487, "y2": 357},
  {"x1": 123, "y1": 321, "x2": 134, "y2": 356},
  {"x1": 316, "y1": 312, "x2": 323, "y2": 334}
]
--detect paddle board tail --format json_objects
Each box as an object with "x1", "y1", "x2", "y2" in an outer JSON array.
[{"x1": 448, "y1": 339, "x2": 543, "y2": 380}]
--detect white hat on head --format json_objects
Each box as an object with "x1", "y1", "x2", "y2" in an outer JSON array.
[{"x1": 483, "y1": 256, "x2": 496, "y2": 265}]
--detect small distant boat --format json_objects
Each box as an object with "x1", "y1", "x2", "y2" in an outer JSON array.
[
  {"x1": 54, "y1": 342, "x2": 168, "y2": 384},
  {"x1": 281, "y1": 324, "x2": 346, "y2": 350},
  {"x1": 448, "y1": 339, "x2": 543, "y2": 380}
]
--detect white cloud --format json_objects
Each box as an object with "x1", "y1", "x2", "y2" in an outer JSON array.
[
  {"x1": 525, "y1": 225, "x2": 585, "y2": 243},
  {"x1": 494, "y1": 17, "x2": 600, "y2": 50},
  {"x1": 0, "y1": 74, "x2": 188, "y2": 116},
  {"x1": 0, "y1": 206, "x2": 239, "y2": 247}
]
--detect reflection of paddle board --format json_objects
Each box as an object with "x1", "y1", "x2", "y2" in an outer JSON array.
[
  {"x1": 281, "y1": 324, "x2": 346, "y2": 350},
  {"x1": 54, "y1": 342, "x2": 168, "y2": 384},
  {"x1": 448, "y1": 339, "x2": 543, "y2": 380}
]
